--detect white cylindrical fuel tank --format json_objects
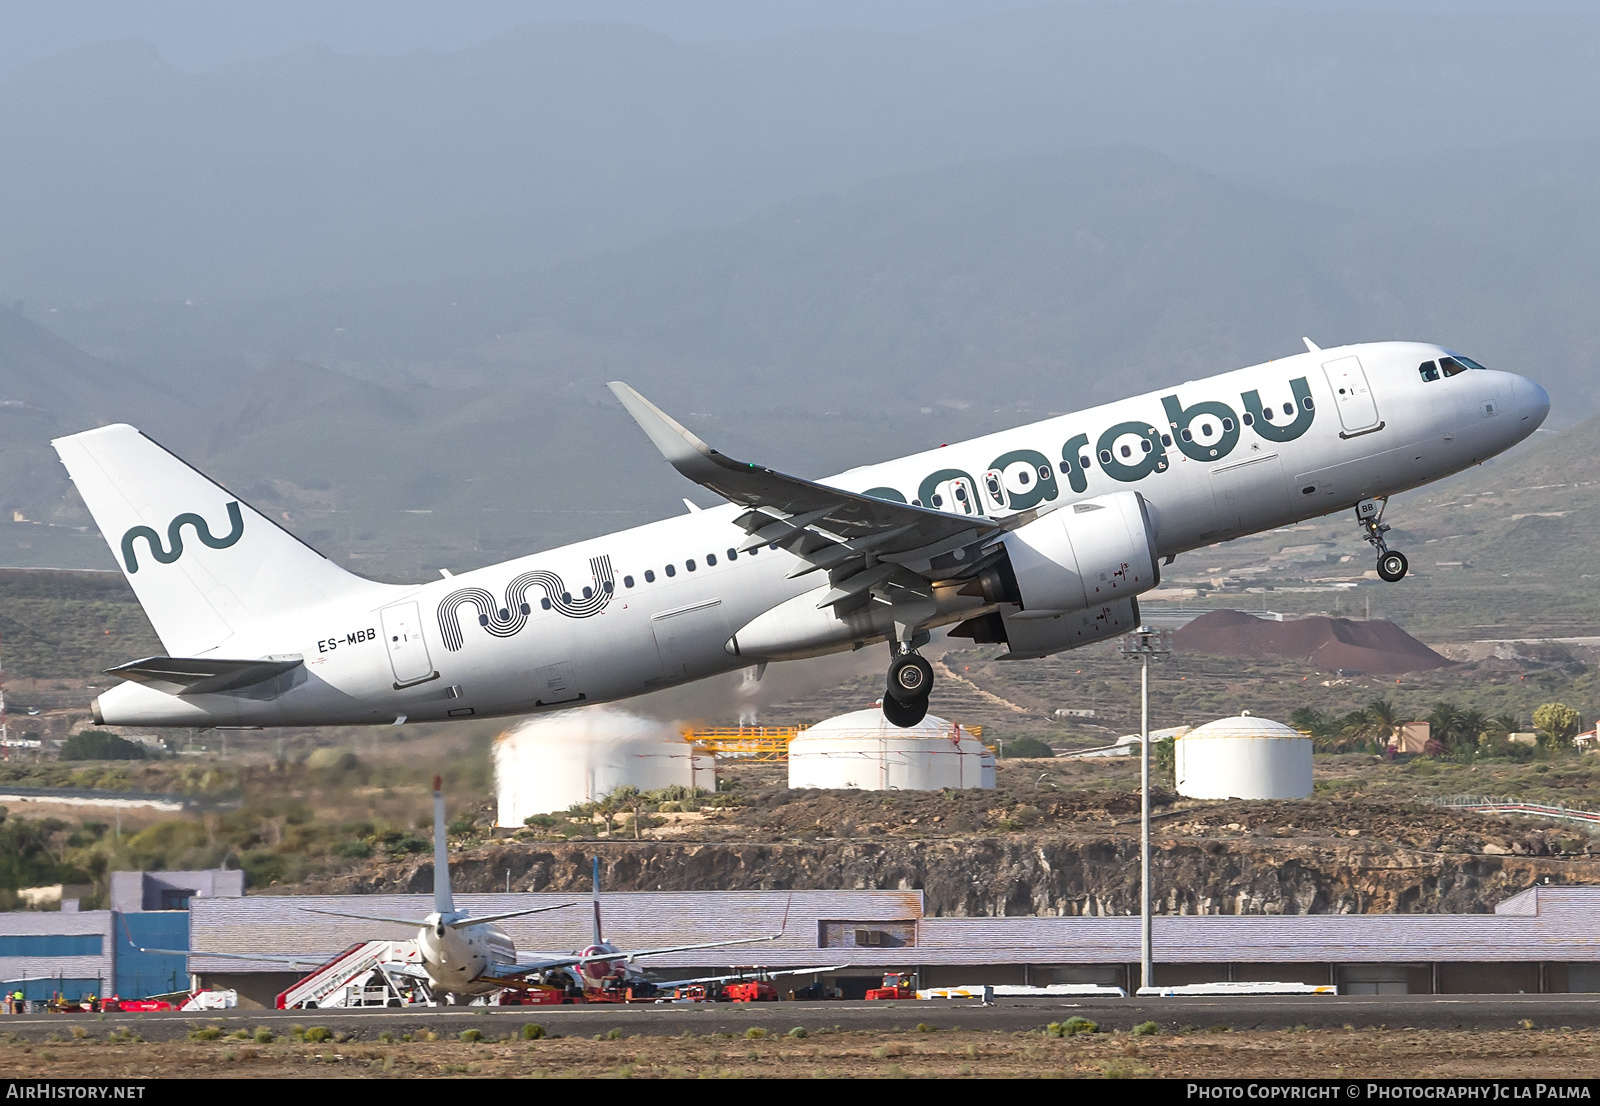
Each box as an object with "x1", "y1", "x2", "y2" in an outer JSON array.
[
  {"x1": 787, "y1": 708, "x2": 995, "y2": 791},
  {"x1": 1174, "y1": 711, "x2": 1311, "y2": 801},
  {"x1": 493, "y1": 707, "x2": 716, "y2": 826}
]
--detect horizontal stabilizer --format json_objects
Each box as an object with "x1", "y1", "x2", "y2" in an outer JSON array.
[
  {"x1": 301, "y1": 902, "x2": 576, "y2": 930},
  {"x1": 300, "y1": 908, "x2": 436, "y2": 928},
  {"x1": 106, "y1": 655, "x2": 303, "y2": 696}
]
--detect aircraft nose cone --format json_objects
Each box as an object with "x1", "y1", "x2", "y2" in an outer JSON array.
[{"x1": 1515, "y1": 375, "x2": 1551, "y2": 429}]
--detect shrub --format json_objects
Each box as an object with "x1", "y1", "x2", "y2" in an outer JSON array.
[
  {"x1": 60, "y1": 731, "x2": 145, "y2": 761},
  {"x1": 459, "y1": 1028, "x2": 483, "y2": 1043},
  {"x1": 520, "y1": 1023, "x2": 546, "y2": 1040},
  {"x1": 1046, "y1": 1017, "x2": 1099, "y2": 1037},
  {"x1": 523, "y1": 815, "x2": 558, "y2": 828},
  {"x1": 744, "y1": 1027, "x2": 767, "y2": 1039},
  {"x1": 1132, "y1": 1021, "x2": 1159, "y2": 1037},
  {"x1": 303, "y1": 1026, "x2": 332, "y2": 1044},
  {"x1": 252, "y1": 1027, "x2": 273, "y2": 1044},
  {"x1": 1002, "y1": 737, "x2": 1054, "y2": 759},
  {"x1": 188, "y1": 1026, "x2": 223, "y2": 1041},
  {"x1": 787, "y1": 1027, "x2": 807, "y2": 1039},
  {"x1": 333, "y1": 840, "x2": 373, "y2": 859}
]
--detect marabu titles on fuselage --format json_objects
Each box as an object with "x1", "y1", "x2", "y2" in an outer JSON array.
[{"x1": 60, "y1": 340, "x2": 1548, "y2": 730}]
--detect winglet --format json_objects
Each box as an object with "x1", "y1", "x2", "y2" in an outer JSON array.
[
  {"x1": 432, "y1": 775, "x2": 454, "y2": 916},
  {"x1": 1302, "y1": 337, "x2": 1321, "y2": 353},
  {"x1": 607, "y1": 381, "x2": 737, "y2": 484}
]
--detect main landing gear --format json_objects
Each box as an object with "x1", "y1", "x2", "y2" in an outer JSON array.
[
  {"x1": 1357, "y1": 497, "x2": 1409, "y2": 583},
  {"x1": 883, "y1": 649, "x2": 934, "y2": 728}
]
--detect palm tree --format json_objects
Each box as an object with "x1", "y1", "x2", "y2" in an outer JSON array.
[
  {"x1": 1487, "y1": 713, "x2": 1520, "y2": 741},
  {"x1": 1427, "y1": 702, "x2": 1463, "y2": 751},
  {"x1": 1455, "y1": 709, "x2": 1490, "y2": 753},
  {"x1": 1365, "y1": 699, "x2": 1402, "y2": 750}
]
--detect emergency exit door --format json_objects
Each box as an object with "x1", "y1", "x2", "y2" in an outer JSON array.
[
  {"x1": 380, "y1": 601, "x2": 436, "y2": 687},
  {"x1": 1321, "y1": 356, "x2": 1382, "y2": 435}
]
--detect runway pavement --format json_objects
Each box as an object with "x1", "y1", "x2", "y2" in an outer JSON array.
[{"x1": 7, "y1": 994, "x2": 1600, "y2": 1042}]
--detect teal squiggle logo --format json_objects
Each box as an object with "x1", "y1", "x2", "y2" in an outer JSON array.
[{"x1": 120, "y1": 502, "x2": 245, "y2": 573}]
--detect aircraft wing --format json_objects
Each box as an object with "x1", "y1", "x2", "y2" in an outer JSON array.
[
  {"x1": 485, "y1": 934, "x2": 783, "y2": 980},
  {"x1": 130, "y1": 945, "x2": 330, "y2": 969},
  {"x1": 650, "y1": 964, "x2": 852, "y2": 988},
  {"x1": 608, "y1": 382, "x2": 1026, "y2": 609},
  {"x1": 106, "y1": 655, "x2": 303, "y2": 695}
]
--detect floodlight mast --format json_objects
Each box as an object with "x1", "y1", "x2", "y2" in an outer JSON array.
[{"x1": 1119, "y1": 625, "x2": 1171, "y2": 994}]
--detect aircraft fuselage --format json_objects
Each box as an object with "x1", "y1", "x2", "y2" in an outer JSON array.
[{"x1": 89, "y1": 341, "x2": 1548, "y2": 728}]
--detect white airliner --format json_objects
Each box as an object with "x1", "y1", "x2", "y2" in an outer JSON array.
[
  {"x1": 305, "y1": 785, "x2": 786, "y2": 998},
  {"x1": 54, "y1": 340, "x2": 1547, "y2": 729}
]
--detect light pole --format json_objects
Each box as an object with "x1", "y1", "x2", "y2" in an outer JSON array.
[{"x1": 1119, "y1": 624, "x2": 1171, "y2": 994}]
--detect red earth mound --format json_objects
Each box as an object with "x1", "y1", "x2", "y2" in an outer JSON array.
[{"x1": 1172, "y1": 608, "x2": 1453, "y2": 675}]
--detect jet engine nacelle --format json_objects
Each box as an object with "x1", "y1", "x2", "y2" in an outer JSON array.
[
  {"x1": 1001, "y1": 490, "x2": 1159, "y2": 615},
  {"x1": 953, "y1": 491, "x2": 1159, "y2": 659}
]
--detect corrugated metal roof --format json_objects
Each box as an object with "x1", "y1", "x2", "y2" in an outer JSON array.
[{"x1": 185, "y1": 887, "x2": 1600, "y2": 972}]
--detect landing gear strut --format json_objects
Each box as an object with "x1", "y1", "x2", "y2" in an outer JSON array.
[
  {"x1": 1357, "y1": 497, "x2": 1409, "y2": 583},
  {"x1": 883, "y1": 649, "x2": 933, "y2": 728}
]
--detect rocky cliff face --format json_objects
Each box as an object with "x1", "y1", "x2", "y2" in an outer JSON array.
[{"x1": 290, "y1": 819, "x2": 1598, "y2": 917}]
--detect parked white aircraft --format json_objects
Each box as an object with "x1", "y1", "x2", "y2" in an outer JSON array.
[
  {"x1": 54, "y1": 341, "x2": 1547, "y2": 729},
  {"x1": 305, "y1": 783, "x2": 784, "y2": 998},
  {"x1": 137, "y1": 780, "x2": 786, "y2": 1000}
]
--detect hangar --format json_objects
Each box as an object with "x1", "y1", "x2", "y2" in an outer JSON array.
[{"x1": 185, "y1": 883, "x2": 1600, "y2": 1007}]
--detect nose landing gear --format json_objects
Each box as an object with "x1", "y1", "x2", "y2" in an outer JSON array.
[
  {"x1": 883, "y1": 649, "x2": 934, "y2": 728},
  {"x1": 1357, "y1": 498, "x2": 1409, "y2": 582}
]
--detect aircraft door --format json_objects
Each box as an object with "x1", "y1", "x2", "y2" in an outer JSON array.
[
  {"x1": 1321, "y1": 356, "x2": 1381, "y2": 434},
  {"x1": 931, "y1": 476, "x2": 979, "y2": 516},
  {"x1": 380, "y1": 601, "x2": 437, "y2": 687}
]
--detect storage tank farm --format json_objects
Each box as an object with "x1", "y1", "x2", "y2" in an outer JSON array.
[
  {"x1": 787, "y1": 708, "x2": 996, "y2": 792},
  {"x1": 493, "y1": 707, "x2": 716, "y2": 826},
  {"x1": 1174, "y1": 711, "x2": 1313, "y2": 801}
]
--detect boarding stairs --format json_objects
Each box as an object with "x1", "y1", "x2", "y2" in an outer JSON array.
[{"x1": 276, "y1": 940, "x2": 434, "y2": 1010}]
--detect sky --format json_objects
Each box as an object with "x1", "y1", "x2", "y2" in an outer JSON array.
[{"x1": 3, "y1": 0, "x2": 1590, "y2": 76}]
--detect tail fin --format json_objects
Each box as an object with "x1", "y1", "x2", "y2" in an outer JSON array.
[
  {"x1": 433, "y1": 776, "x2": 454, "y2": 916},
  {"x1": 52, "y1": 424, "x2": 374, "y2": 656},
  {"x1": 592, "y1": 856, "x2": 603, "y2": 946}
]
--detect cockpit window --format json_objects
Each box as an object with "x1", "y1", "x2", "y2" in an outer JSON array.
[
  {"x1": 1418, "y1": 361, "x2": 1440, "y2": 382},
  {"x1": 1439, "y1": 355, "x2": 1483, "y2": 377},
  {"x1": 1454, "y1": 354, "x2": 1490, "y2": 371}
]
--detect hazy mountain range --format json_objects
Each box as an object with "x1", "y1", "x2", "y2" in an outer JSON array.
[{"x1": 0, "y1": 4, "x2": 1596, "y2": 578}]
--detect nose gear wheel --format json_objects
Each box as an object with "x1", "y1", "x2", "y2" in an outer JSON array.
[{"x1": 1356, "y1": 497, "x2": 1408, "y2": 582}]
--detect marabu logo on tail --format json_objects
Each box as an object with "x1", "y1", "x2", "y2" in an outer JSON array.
[
  {"x1": 437, "y1": 555, "x2": 615, "y2": 650},
  {"x1": 120, "y1": 502, "x2": 245, "y2": 573}
]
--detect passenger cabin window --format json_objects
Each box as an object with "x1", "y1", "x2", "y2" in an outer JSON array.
[
  {"x1": 665, "y1": 564, "x2": 676, "y2": 577},
  {"x1": 726, "y1": 548, "x2": 738, "y2": 560},
  {"x1": 706, "y1": 553, "x2": 717, "y2": 566},
  {"x1": 624, "y1": 575, "x2": 635, "y2": 588},
  {"x1": 644, "y1": 570, "x2": 656, "y2": 583},
  {"x1": 686, "y1": 559, "x2": 697, "y2": 572}
]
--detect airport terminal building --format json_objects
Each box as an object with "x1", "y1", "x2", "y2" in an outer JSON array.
[
  {"x1": 182, "y1": 883, "x2": 1600, "y2": 1007},
  {"x1": 7, "y1": 874, "x2": 1600, "y2": 1007}
]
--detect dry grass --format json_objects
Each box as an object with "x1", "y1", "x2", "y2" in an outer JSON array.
[{"x1": 0, "y1": 1026, "x2": 1595, "y2": 1079}]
